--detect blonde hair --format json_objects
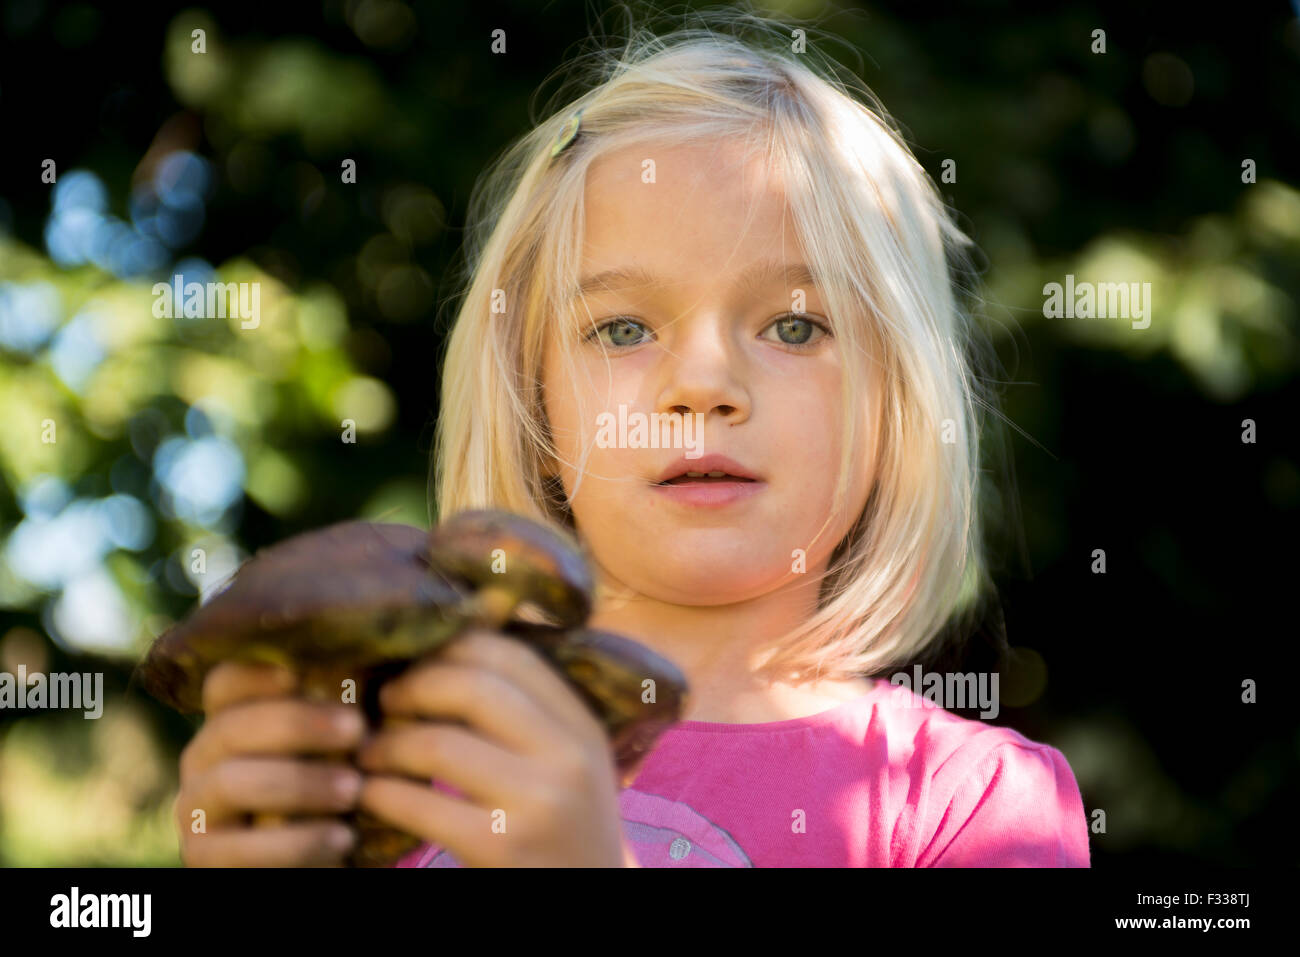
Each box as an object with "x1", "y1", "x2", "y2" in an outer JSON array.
[{"x1": 433, "y1": 7, "x2": 1000, "y2": 684}]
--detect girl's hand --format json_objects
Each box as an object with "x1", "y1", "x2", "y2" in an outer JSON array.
[
  {"x1": 355, "y1": 629, "x2": 637, "y2": 867},
  {"x1": 173, "y1": 661, "x2": 366, "y2": 866}
]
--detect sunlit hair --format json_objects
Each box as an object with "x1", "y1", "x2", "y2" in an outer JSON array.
[{"x1": 433, "y1": 8, "x2": 1000, "y2": 684}]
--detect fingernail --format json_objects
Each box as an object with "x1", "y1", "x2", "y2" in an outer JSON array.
[
  {"x1": 334, "y1": 772, "x2": 362, "y2": 801},
  {"x1": 335, "y1": 709, "x2": 363, "y2": 735},
  {"x1": 329, "y1": 826, "x2": 355, "y2": 852}
]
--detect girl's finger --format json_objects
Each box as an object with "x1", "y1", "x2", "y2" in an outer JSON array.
[
  {"x1": 377, "y1": 661, "x2": 567, "y2": 760},
  {"x1": 201, "y1": 660, "x2": 299, "y2": 714},
  {"x1": 357, "y1": 776, "x2": 493, "y2": 865},
  {"x1": 182, "y1": 756, "x2": 363, "y2": 825},
  {"x1": 183, "y1": 821, "x2": 356, "y2": 867},
  {"x1": 436, "y1": 629, "x2": 604, "y2": 741},
  {"x1": 356, "y1": 721, "x2": 521, "y2": 804},
  {"x1": 181, "y1": 699, "x2": 365, "y2": 779}
]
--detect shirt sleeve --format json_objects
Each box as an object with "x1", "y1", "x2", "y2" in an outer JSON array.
[{"x1": 921, "y1": 740, "x2": 1091, "y2": 867}]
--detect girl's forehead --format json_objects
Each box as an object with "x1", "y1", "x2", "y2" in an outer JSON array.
[
  {"x1": 583, "y1": 139, "x2": 793, "y2": 217},
  {"x1": 580, "y1": 154, "x2": 800, "y2": 275}
]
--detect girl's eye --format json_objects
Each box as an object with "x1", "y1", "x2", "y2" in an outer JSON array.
[
  {"x1": 584, "y1": 317, "x2": 652, "y2": 348},
  {"x1": 583, "y1": 314, "x2": 831, "y2": 350},
  {"x1": 760, "y1": 314, "x2": 830, "y2": 349}
]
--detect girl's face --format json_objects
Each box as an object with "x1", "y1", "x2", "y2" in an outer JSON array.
[{"x1": 540, "y1": 139, "x2": 876, "y2": 608}]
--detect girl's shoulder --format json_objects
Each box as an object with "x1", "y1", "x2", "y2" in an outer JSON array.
[
  {"x1": 866, "y1": 675, "x2": 1063, "y2": 766},
  {"x1": 862, "y1": 679, "x2": 1090, "y2": 866}
]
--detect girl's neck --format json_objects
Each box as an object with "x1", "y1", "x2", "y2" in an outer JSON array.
[{"x1": 587, "y1": 566, "x2": 872, "y2": 724}]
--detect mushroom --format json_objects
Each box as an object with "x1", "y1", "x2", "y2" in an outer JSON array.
[{"x1": 136, "y1": 510, "x2": 689, "y2": 866}]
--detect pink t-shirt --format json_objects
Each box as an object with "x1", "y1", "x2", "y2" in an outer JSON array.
[{"x1": 394, "y1": 677, "x2": 1090, "y2": 867}]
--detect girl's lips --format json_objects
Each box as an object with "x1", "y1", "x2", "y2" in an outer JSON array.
[{"x1": 648, "y1": 478, "x2": 765, "y2": 508}]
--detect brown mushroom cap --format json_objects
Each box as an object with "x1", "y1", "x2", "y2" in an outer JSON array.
[
  {"x1": 136, "y1": 521, "x2": 467, "y2": 713},
  {"x1": 138, "y1": 511, "x2": 688, "y2": 747},
  {"x1": 427, "y1": 510, "x2": 594, "y2": 628}
]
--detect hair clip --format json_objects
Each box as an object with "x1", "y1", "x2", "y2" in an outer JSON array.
[{"x1": 550, "y1": 108, "x2": 584, "y2": 159}]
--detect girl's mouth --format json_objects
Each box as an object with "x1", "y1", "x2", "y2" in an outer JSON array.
[
  {"x1": 656, "y1": 472, "x2": 756, "y2": 486},
  {"x1": 650, "y1": 474, "x2": 764, "y2": 507}
]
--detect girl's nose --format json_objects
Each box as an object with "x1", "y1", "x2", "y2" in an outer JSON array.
[{"x1": 653, "y1": 319, "x2": 751, "y2": 424}]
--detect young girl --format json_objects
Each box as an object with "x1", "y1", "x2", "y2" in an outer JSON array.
[{"x1": 175, "y1": 17, "x2": 1089, "y2": 867}]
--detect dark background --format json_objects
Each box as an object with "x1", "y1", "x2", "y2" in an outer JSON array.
[{"x1": 0, "y1": 0, "x2": 1296, "y2": 865}]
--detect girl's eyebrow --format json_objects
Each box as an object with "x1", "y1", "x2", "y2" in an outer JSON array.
[{"x1": 568, "y1": 259, "x2": 819, "y2": 301}]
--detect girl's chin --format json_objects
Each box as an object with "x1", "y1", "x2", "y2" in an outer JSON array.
[{"x1": 645, "y1": 567, "x2": 802, "y2": 605}]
